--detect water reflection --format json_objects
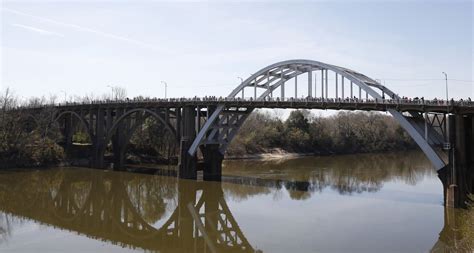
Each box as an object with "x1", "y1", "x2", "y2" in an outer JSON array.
[
  {"x1": 223, "y1": 151, "x2": 436, "y2": 199},
  {"x1": 0, "y1": 169, "x2": 255, "y2": 252},
  {"x1": 0, "y1": 213, "x2": 11, "y2": 244},
  {"x1": 431, "y1": 208, "x2": 474, "y2": 252},
  {"x1": 0, "y1": 151, "x2": 470, "y2": 252}
]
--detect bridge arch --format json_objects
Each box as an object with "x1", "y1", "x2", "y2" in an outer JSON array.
[
  {"x1": 22, "y1": 113, "x2": 39, "y2": 124},
  {"x1": 190, "y1": 59, "x2": 446, "y2": 171},
  {"x1": 100, "y1": 108, "x2": 178, "y2": 167},
  {"x1": 18, "y1": 113, "x2": 40, "y2": 133},
  {"x1": 54, "y1": 111, "x2": 94, "y2": 142},
  {"x1": 228, "y1": 59, "x2": 398, "y2": 100},
  {"x1": 106, "y1": 108, "x2": 177, "y2": 143}
]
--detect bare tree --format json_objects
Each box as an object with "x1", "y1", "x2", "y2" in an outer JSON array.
[
  {"x1": 0, "y1": 88, "x2": 27, "y2": 161},
  {"x1": 105, "y1": 85, "x2": 127, "y2": 100},
  {"x1": 113, "y1": 86, "x2": 127, "y2": 100},
  {"x1": 0, "y1": 88, "x2": 64, "y2": 167}
]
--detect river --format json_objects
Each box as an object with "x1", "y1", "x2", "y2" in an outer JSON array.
[{"x1": 0, "y1": 151, "x2": 470, "y2": 252}]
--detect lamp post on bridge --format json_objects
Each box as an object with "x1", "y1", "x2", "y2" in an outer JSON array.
[
  {"x1": 442, "y1": 72, "x2": 449, "y2": 112},
  {"x1": 442, "y1": 72, "x2": 456, "y2": 190},
  {"x1": 161, "y1": 81, "x2": 168, "y2": 99},
  {"x1": 442, "y1": 72, "x2": 450, "y2": 147}
]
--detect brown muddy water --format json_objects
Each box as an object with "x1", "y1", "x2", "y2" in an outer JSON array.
[{"x1": 0, "y1": 151, "x2": 471, "y2": 253}]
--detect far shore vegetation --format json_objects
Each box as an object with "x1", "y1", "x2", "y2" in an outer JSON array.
[{"x1": 227, "y1": 109, "x2": 416, "y2": 157}]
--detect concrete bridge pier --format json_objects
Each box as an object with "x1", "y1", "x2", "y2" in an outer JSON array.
[
  {"x1": 199, "y1": 105, "x2": 223, "y2": 181},
  {"x1": 178, "y1": 106, "x2": 197, "y2": 179},
  {"x1": 111, "y1": 124, "x2": 127, "y2": 169},
  {"x1": 61, "y1": 113, "x2": 74, "y2": 156},
  {"x1": 439, "y1": 114, "x2": 474, "y2": 208},
  {"x1": 201, "y1": 144, "x2": 224, "y2": 181},
  {"x1": 91, "y1": 108, "x2": 105, "y2": 168}
]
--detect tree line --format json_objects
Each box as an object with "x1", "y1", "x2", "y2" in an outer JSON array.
[
  {"x1": 0, "y1": 89, "x2": 64, "y2": 168},
  {"x1": 228, "y1": 109, "x2": 417, "y2": 156}
]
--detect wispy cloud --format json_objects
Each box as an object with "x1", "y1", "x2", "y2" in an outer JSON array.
[
  {"x1": 12, "y1": 23, "x2": 63, "y2": 37},
  {"x1": 3, "y1": 8, "x2": 170, "y2": 54}
]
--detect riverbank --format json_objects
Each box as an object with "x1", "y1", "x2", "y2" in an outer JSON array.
[
  {"x1": 225, "y1": 147, "x2": 419, "y2": 162},
  {"x1": 1, "y1": 147, "x2": 418, "y2": 170},
  {"x1": 225, "y1": 148, "x2": 312, "y2": 160}
]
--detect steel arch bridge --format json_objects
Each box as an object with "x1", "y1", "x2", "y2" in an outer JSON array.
[
  {"x1": 188, "y1": 59, "x2": 445, "y2": 170},
  {"x1": 18, "y1": 59, "x2": 474, "y2": 208}
]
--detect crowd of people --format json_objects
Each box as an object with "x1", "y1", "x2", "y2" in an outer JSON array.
[{"x1": 15, "y1": 95, "x2": 474, "y2": 110}]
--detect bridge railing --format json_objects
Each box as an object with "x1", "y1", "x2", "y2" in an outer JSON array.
[{"x1": 10, "y1": 96, "x2": 474, "y2": 110}]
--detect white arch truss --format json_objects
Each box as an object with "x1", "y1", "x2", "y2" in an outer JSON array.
[{"x1": 189, "y1": 59, "x2": 446, "y2": 171}]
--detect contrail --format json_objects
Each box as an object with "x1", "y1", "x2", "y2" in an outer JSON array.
[
  {"x1": 12, "y1": 23, "x2": 64, "y2": 37},
  {"x1": 3, "y1": 7, "x2": 169, "y2": 53}
]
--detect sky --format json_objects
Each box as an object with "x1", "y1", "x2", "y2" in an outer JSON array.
[{"x1": 1, "y1": 0, "x2": 473, "y2": 102}]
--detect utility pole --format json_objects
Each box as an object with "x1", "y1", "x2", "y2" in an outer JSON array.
[{"x1": 161, "y1": 81, "x2": 168, "y2": 99}]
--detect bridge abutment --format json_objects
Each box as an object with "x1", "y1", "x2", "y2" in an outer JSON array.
[{"x1": 439, "y1": 114, "x2": 474, "y2": 208}]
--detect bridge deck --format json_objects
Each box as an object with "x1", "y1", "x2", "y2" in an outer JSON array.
[{"x1": 19, "y1": 98, "x2": 474, "y2": 114}]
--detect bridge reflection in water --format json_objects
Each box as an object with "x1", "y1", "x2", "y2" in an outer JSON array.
[
  {"x1": 0, "y1": 153, "x2": 471, "y2": 252},
  {"x1": 0, "y1": 169, "x2": 256, "y2": 253}
]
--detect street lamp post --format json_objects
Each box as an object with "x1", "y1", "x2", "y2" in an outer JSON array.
[
  {"x1": 442, "y1": 72, "x2": 456, "y2": 187},
  {"x1": 161, "y1": 81, "x2": 168, "y2": 99},
  {"x1": 442, "y1": 72, "x2": 449, "y2": 110},
  {"x1": 442, "y1": 72, "x2": 450, "y2": 145}
]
